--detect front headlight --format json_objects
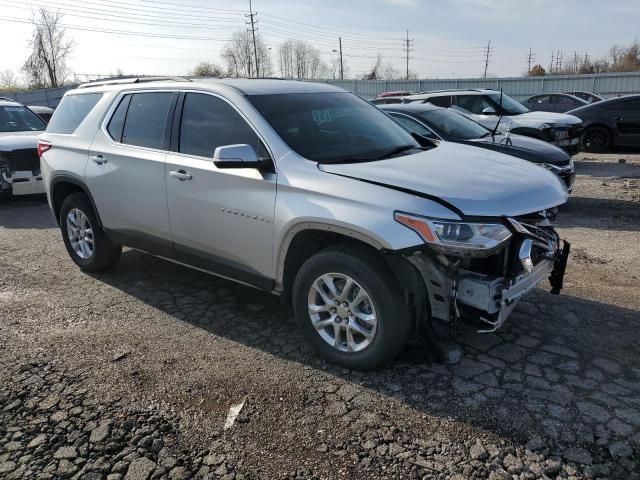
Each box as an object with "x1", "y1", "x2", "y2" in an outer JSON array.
[{"x1": 394, "y1": 212, "x2": 512, "y2": 251}]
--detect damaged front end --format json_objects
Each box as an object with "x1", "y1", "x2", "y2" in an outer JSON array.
[
  {"x1": 392, "y1": 209, "x2": 570, "y2": 334},
  {"x1": 0, "y1": 148, "x2": 44, "y2": 196}
]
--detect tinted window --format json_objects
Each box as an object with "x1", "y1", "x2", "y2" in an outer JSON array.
[
  {"x1": 248, "y1": 92, "x2": 420, "y2": 164},
  {"x1": 47, "y1": 93, "x2": 102, "y2": 134},
  {"x1": 532, "y1": 95, "x2": 550, "y2": 104},
  {"x1": 179, "y1": 93, "x2": 265, "y2": 158},
  {"x1": 0, "y1": 105, "x2": 46, "y2": 132},
  {"x1": 390, "y1": 113, "x2": 436, "y2": 138},
  {"x1": 122, "y1": 92, "x2": 173, "y2": 149},
  {"x1": 617, "y1": 99, "x2": 640, "y2": 111},
  {"x1": 419, "y1": 109, "x2": 490, "y2": 140},
  {"x1": 427, "y1": 96, "x2": 451, "y2": 108},
  {"x1": 107, "y1": 95, "x2": 131, "y2": 142}
]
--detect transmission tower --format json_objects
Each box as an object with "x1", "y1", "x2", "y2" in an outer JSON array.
[
  {"x1": 403, "y1": 30, "x2": 413, "y2": 80},
  {"x1": 483, "y1": 40, "x2": 493, "y2": 79},
  {"x1": 527, "y1": 48, "x2": 535, "y2": 72},
  {"x1": 246, "y1": 0, "x2": 259, "y2": 77}
]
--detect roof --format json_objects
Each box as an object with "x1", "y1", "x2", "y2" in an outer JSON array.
[
  {"x1": 404, "y1": 88, "x2": 499, "y2": 100},
  {"x1": 0, "y1": 98, "x2": 23, "y2": 107},
  {"x1": 378, "y1": 103, "x2": 441, "y2": 113},
  {"x1": 568, "y1": 93, "x2": 640, "y2": 113},
  {"x1": 74, "y1": 77, "x2": 345, "y2": 96}
]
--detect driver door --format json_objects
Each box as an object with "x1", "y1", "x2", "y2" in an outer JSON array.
[{"x1": 165, "y1": 92, "x2": 277, "y2": 288}]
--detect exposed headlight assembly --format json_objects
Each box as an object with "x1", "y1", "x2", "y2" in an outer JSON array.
[{"x1": 394, "y1": 212, "x2": 512, "y2": 252}]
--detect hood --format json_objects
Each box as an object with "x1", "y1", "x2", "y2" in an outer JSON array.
[
  {"x1": 0, "y1": 131, "x2": 41, "y2": 151},
  {"x1": 318, "y1": 142, "x2": 568, "y2": 217},
  {"x1": 474, "y1": 111, "x2": 582, "y2": 131},
  {"x1": 464, "y1": 133, "x2": 571, "y2": 164}
]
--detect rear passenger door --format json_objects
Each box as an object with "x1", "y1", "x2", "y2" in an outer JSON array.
[
  {"x1": 612, "y1": 98, "x2": 640, "y2": 145},
  {"x1": 164, "y1": 92, "x2": 277, "y2": 288},
  {"x1": 86, "y1": 91, "x2": 176, "y2": 256}
]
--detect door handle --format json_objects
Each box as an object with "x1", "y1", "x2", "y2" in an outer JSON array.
[
  {"x1": 169, "y1": 170, "x2": 192, "y2": 181},
  {"x1": 90, "y1": 154, "x2": 107, "y2": 165}
]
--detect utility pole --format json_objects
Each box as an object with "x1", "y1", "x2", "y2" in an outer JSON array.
[
  {"x1": 483, "y1": 40, "x2": 492, "y2": 79},
  {"x1": 556, "y1": 50, "x2": 562, "y2": 72},
  {"x1": 574, "y1": 51, "x2": 579, "y2": 73},
  {"x1": 549, "y1": 51, "x2": 555, "y2": 73},
  {"x1": 339, "y1": 37, "x2": 344, "y2": 80},
  {"x1": 527, "y1": 47, "x2": 535, "y2": 72},
  {"x1": 403, "y1": 30, "x2": 413, "y2": 80},
  {"x1": 246, "y1": 0, "x2": 259, "y2": 78}
]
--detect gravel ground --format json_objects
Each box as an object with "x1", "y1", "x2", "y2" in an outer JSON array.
[{"x1": 1, "y1": 153, "x2": 639, "y2": 480}]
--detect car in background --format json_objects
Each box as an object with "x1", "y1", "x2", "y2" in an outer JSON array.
[
  {"x1": 524, "y1": 93, "x2": 588, "y2": 113},
  {"x1": 402, "y1": 89, "x2": 583, "y2": 151},
  {"x1": 568, "y1": 94, "x2": 640, "y2": 152},
  {"x1": 28, "y1": 105, "x2": 55, "y2": 123},
  {"x1": 376, "y1": 90, "x2": 416, "y2": 99},
  {"x1": 565, "y1": 91, "x2": 604, "y2": 103},
  {"x1": 380, "y1": 103, "x2": 575, "y2": 191},
  {"x1": 0, "y1": 97, "x2": 47, "y2": 197}
]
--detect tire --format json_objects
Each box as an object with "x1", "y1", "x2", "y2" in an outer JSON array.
[
  {"x1": 580, "y1": 126, "x2": 612, "y2": 153},
  {"x1": 59, "y1": 193, "x2": 122, "y2": 272},
  {"x1": 292, "y1": 246, "x2": 411, "y2": 370}
]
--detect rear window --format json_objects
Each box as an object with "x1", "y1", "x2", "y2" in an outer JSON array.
[{"x1": 47, "y1": 93, "x2": 102, "y2": 134}]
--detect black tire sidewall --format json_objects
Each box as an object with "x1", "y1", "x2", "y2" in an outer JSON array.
[{"x1": 292, "y1": 248, "x2": 409, "y2": 369}]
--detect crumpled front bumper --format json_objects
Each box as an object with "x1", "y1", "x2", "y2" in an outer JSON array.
[{"x1": 405, "y1": 222, "x2": 570, "y2": 333}]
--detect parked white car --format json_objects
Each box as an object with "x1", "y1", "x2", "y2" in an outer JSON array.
[{"x1": 403, "y1": 89, "x2": 584, "y2": 152}]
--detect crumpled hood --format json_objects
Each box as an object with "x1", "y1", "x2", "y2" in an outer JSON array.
[
  {"x1": 318, "y1": 142, "x2": 568, "y2": 217},
  {"x1": 0, "y1": 131, "x2": 41, "y2": 152}
]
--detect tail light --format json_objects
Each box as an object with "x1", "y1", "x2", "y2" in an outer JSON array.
[{"x1": 37, "y1": 140, "x2": 52, "y2": 158}]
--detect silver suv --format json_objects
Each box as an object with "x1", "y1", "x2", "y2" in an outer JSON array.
[{"x1": 40, "y1": 78, "x2": 570, "y2": 370}]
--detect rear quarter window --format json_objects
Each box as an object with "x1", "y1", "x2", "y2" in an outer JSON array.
[{"x1": 47, "y1": 93, "x2": 103, "y2": 134}]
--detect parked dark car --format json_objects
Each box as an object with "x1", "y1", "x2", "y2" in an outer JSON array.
[
  {"x1": 568, "y1": 94, "x2": 640, "y2": 152},
  {"x1": 565, "y1": 91, "x2": 604, "y2": 103},
  {"x1": 381, "y1": 103, "x2": 575, "y2": 191},
  {"x1": 524, "y1": 93, "x2": 588, "y2": 113}
]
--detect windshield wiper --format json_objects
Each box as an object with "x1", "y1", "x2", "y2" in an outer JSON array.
[{"x1": 376, "y1": 144, "x2": 425, "y2": 160}]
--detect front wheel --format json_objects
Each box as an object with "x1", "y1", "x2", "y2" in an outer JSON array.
[
  {"x1": 59, "y1": 193, "x2": 122, "y2": 272},
  {"x1": 581, "y1": 126, "x2": 612, "y2": 153},
  {"x1": 292, "y1": 246, "x2": 411, "y2": 370}
]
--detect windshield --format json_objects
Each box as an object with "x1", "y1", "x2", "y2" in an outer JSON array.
[
  {"x1": 0, "y1": 105, "x2": 47, "y2": 132},
  {"x1": 487, "y1": 93, "x2": 529, "y2": 115},
  {"x1": 248, "y1": 92, "x2": 420, "y2": 163},
  {"x1": 418, "y1": 109, "x2": 490, "y2": 140}
]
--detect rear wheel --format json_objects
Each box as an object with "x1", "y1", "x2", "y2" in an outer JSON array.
[
  {"x1": 292, "y1": 246, "x2": 410, "y2": 370},
  {"x1": 60, "y1": 193, "x2": 122, "y2": 272},
  {"x1": 581, "y1": 126, "x2": 612, "y2": 153}
]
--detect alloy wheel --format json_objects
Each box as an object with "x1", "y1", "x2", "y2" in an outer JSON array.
[
  {"x1": 66, "y1": 208, "x2": 94, "y2": 259},
  {"x1": 307, "y1": 273, "x2": 377, "y2": 352}
]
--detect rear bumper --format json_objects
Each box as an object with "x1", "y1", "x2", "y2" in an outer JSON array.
[{"x1": 1, "y1": 171, "x2": 45, "y2": 195}]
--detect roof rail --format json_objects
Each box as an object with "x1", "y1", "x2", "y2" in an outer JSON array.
[{"x1": 77, "y1": 76, "x2": 191, "y2": 89}]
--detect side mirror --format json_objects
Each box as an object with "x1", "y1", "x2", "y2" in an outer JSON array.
[
  {"x1": 481, "y1": 107, "x2": 496, "y2": 115},
  {"x1": 213, "y1": 144, "x2": 261, "y2": 169}
]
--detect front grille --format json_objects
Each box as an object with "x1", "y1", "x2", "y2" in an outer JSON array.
[{"x1": 0, "y1": 148, "x2": 40, "y2": 172}]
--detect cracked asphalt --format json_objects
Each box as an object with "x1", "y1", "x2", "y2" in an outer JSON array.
[{"x1": 1, "y1": 154, "x2": 639, "y2": 479}]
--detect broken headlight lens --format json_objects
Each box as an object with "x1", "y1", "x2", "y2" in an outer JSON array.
[{"x1": 395, "y1": 212, "x2": 512, "y2": 251}]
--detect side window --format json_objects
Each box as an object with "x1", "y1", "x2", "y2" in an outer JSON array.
[
  {"x1": 121, "y1": 92, "x2": 173, "y2": 149},
  {"x1": 391, "y1": 114, "x2": 437, "y2": 138},
  {"x1": 427, "y1": 96, "x2": 451, "y2": 108},
  {"x1": 47, "y1": 93, "x2": 103, "y2": 134},
  {"x1": 179, "y1": 93, "x2": 266, "y2": 159},
  {"x1": 452, "y1": 95, "x2": 489, "y2": 114},
  {"x1": 533, "y1": 96, "x2": 549, "y2": 104},
  {"x1": 106, "y1": 95, "x2": 131, "y2": 142}
]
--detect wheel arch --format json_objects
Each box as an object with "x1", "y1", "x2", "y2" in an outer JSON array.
[{"x1": 51, "y1": 175, "x2": 102, "y2": 227}]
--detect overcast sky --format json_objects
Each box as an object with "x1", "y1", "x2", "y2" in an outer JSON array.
[{"x1": 1, "y1": 0, "x2": 639, "y2": 82}]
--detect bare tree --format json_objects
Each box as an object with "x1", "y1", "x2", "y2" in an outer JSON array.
[
  {"x1": 222, "y1": 30, "x2": 271, "y2": 78},
  {"x1": 361, "y1": 54, "x2": 383, "y2": 80},
  {"x1": 22, "y1": 8, "x2": 74, "y2": 88},
  {"x1": 328, "y1": 57, "x2": 349, "y2": 80},
  {"x1": 278, "y1": 40, "x2": 328, "y2": 79},
  {"x1": 381, "y1": 62, "x2": 400, "y2": 80},
  {"x1": 190, "y1": 62, "x2": 224, "y2": 78},
  {"x1": 0, "y1": 70, "x2": 21, "y2": 89}
]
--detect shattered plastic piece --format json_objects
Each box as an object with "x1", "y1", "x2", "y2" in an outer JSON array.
[{"x1": 224, "y1": 397, "x2": 246, "y2": 430}]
